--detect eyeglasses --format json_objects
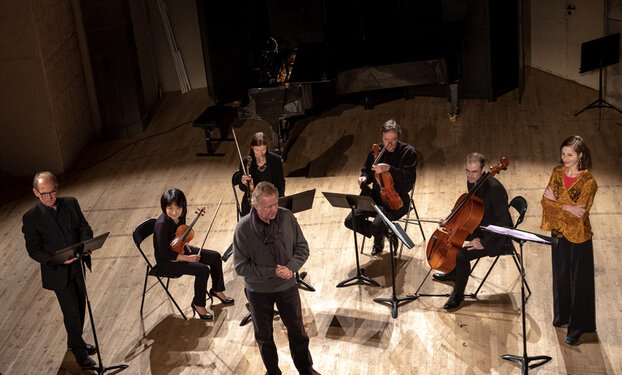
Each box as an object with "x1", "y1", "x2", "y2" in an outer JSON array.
[{"x1": 38, "y1": 190, "x2": 57, "y2": 197}]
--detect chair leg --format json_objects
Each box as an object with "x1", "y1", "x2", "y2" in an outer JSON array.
[
  {"x1": 470, "y1": 258, "x2": 481, "y2": 274},
  {"x1": 155, "y1": 276, "x2": 187, "y2": 320},
  {"x1": 470, "y1": 255, "x2": 501, "y2": 298},
  {"x1": 411, "y1": 201, "x2": 426, "y2": 241},
  {"x1": 360, "y1": 235, "x2": 366, "y2": 254},
  {"x1": 141, "y1": 266, "x2": 150, "y2": 316}
]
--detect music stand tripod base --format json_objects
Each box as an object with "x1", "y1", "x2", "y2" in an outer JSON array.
[
  {"x1": 322, "y1": 192, "x2": 381, "y2": 288},
  {"x1": 371, "y1": 206, "x2": 418, "y2": 318}
]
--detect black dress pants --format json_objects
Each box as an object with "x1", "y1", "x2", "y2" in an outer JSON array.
[
  {"x1": 245, "y1": 286, "x2": 313, "y2": 375},
  {"x1": 551, "y1": 236, "x2": 596, "y2": 338},
  {"x1": 344, "y1": 202, "x2": 409, "y2": 246},
  {"x1": 453, "y1": 246, "x2": 496, "y2": 297},
  {"x1": 54, "y1": 266, "x2": 88, "y2": 360},
  {"x1": 159, "y1": 248, "x2": 225, "y2": 307}
]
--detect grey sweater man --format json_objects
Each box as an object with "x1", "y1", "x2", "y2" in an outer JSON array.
[{"x1": 233, "y1": 207, "x2": 309, "y2": 292}]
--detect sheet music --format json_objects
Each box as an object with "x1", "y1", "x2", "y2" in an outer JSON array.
[{"x1": 485, "y1": 225, "x2": 550, "y2": 244}]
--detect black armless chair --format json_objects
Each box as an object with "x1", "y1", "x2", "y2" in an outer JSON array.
[{"x1": 133, "y1": 218, "x2": 187, "y2": 320}]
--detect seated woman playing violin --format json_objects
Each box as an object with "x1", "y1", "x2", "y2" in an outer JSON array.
[
  {"x1": 233, "y1": 132, "x2": 285, "y2": 217},
  {"x1": 344, "y1": 119, "x2": 417, "y2": 255},
  {"x1": 153, "y1": 188, "x2": 233, "y2": 320}
]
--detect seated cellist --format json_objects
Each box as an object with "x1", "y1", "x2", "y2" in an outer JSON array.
[{"x1": 432, "y1": 153, "x2": 513, "y2": 310}]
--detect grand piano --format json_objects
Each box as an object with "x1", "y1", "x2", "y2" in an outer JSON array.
[{"x1": 196, "y1": 0, "x2": 517, "y2": 155}]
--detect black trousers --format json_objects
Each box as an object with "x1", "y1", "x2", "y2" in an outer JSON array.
[
  {"x1": 551, "y1": 236, "x2": 596, "y2": 338},
  {"x1": 54, "y1": 266, "x2": 88, "y2": 360},
  {"x1": 452, "y1": 245, "x2": 498, "y2": 297},
  {"x1": 159, "y1": 248, "x2": 225, "y2": 307},
  {"x1": 344, "y1": 202, "x2": 409, "y2": 246},
  {"x1": 245, "y1": 286, "x2": 313, "y2": 375}
]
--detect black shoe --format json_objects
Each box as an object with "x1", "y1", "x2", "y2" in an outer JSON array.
[
  {"x1": 301, "y1": 368, "x2": 322, "y2": 375},
  {"x1": 67, "y1": 343, "x2": 97, "y2": 356},
  {"x1": 85, "y1": 343, "x2": 97, "y2": 356},
  {"x1": 433, "y1": 270, "x2": 456, "y2": 282},
  {"x1": 76, "y1": 355, "x2": 96, "y2": 369},
  {"x1": 371, "y1": 245, "x2": 383, "y2": 256},
  {"x1": 443, "y1": 292, "x2": 464, "y2": 310},
  {"x1": 566, "y1": 334, "x2": 580, "y2": 345},
  {"x1": 191, "y1": 304, "x2": 213, "y2": 320},
  {"x1": 210, "y1": 289, "x2": 235, "y2": 305}
]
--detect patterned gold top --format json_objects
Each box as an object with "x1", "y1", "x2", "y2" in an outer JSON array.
[{"x1": 541, "y1": 165, "x2": 597, "y2": 243}]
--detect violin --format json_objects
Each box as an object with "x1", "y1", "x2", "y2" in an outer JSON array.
[
  {"x1": 425, "y1": 157, "x2": 509, "y2": 273},
  {"x1": 170, "y1": 207, "x2": 205, "y2": 255},
  {"x1": 372, "y1": 144, "x2": 403, "y2": 210}
]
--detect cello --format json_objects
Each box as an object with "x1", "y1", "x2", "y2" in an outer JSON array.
[
  {"x1": 426, "y1": 157, "x2": 509, "y2": 273},
  {"x1": 371, "y1": 144, "x2": 403, "y2": 210}
]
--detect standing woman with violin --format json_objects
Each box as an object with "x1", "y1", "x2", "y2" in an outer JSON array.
[
  {"x1": 541, "y1": 135, "x2": 597, "y2": 345},
  {"x1": 432, "y1": 153, "x2": 513, "y2": 310},
  {"x1": 234, "y1": 132, "x2": 285, "y2": 216},
  {"x1": 344, "y1": 119, "x2": 417, "y2": 255},
  {"x1": 153, "y1": 188, "x2": 233, "y2": 320}
]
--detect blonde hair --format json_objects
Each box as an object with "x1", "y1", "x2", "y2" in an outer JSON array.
[{"x1": 251, "y1": 181, "x2": 279, "y2": 205}]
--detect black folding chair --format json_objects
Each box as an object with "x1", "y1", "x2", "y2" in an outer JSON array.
[
  {"x1": 468, "y1": 196, "x2": 532, "y2": 299},
  {"x1": 232, "y1": 170, "x2": 243, "y2": 222},
  {"x1": 133, "y1": 218, "x2": 187, "y2": 320}
]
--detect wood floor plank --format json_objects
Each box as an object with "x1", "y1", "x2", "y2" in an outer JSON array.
[{"x1": 1, "y1": 69, "x2": 621, "y2": 374}]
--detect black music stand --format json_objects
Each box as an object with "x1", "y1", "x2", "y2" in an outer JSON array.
[
  {"x1": 371, "y1": 204, "x2": 417, "y2": 318},
  {"x1": 322, "y1": 192, "x2": 380, "y2": 288},
  {"x1": 483, "y1": 225, "x2": 554, "y2": 374},
  {"x1": 574, "y1": 33, "x2": 621, "y2": 118},
  {"x1": 279, "y1": 189, "x2": 317, "y2": 291},
  {"x1": 51, "y1": 233, "x2": 129, "y2": 374}
]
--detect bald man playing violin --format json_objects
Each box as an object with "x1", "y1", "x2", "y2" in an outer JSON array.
[{"x1": 344, "y1": 119, "x2": 417, "y2": 255}]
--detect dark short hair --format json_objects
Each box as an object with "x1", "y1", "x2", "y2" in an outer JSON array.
[
  {"x1": 248, "y1": 132, "x2": 272, "y2": 155},
  {"x1": 465, "y1": 152, "x2": 486, "y2": 169},
  {"x1": 560, "y1": 135, "x2": 591, "y2": 170},
  {"x1": 33, "y1": 171, "x2": 58, "y2": 191},
  {"x1": 160, "y1": 188, "x2": 187, "y2": 224},
  {"x1": 382, "y1": 119, "x2": 401, "y2": 136},
  {"x1": 251, "y1": 181, "x2": 279, "y2": 205}
]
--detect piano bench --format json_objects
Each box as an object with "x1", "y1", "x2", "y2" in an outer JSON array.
[{"x1": 192, "y1": 105, "x2": 237, "y2": 156}]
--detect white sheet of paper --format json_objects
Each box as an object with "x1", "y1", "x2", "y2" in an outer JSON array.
[{"x1": 484, "y1": 225, "x2": 550, "y2": 244}]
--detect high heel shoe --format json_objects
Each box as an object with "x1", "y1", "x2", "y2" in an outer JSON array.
[
  {"x1": 209, "y1": 289, "x2": 235, "y2": 305},
  {"x1": 191, "y1": 304, "x2": 213, "y2": 320}
]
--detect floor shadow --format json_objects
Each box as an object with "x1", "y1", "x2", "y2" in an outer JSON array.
[
  {"x1": 557, "y1": 330, "x2": 615, "y2": 374},
  {"x1": 320, "y1": 309, "x2": 394, "y2": 349},
  {"x1": 130, "y1": 315, "x2": 216, "y2": 375},
  {"x1": 287, "y1": 134, "x2": 354, "y2": 178}
]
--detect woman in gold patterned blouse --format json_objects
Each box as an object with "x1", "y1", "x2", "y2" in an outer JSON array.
[{"x1": 541, "y1": 135, "x2": 597, "y2": 346}]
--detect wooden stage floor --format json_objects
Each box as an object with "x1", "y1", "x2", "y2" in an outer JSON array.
[{"x1": 1, "y1": 69, "x2": 621, "y2": 374}]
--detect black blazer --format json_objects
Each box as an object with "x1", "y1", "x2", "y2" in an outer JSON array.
[{"x1": 22, "y1": 197, "x2": 93, "y2": 291}]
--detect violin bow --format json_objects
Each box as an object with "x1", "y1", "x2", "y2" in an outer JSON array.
[
  {"x1": 232, "y1": 128, "x2": 248, "y2": 176},
  {"x1": 199, "y1": 198, "x2": 223, "y2": 250}
]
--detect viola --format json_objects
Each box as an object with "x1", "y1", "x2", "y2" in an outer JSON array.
[
  {"x1": 426, "y1": 157, "x2": 509, "y2": 273},
  {"x1": 372, "y1": 144, "x2": 403, "y2": 210},
  {"x1": 170, "y1": 207, "x2": 205, "y2": 255},
  {"x1": 232, "y1": 128, "x2": 254, "y2": 203}
]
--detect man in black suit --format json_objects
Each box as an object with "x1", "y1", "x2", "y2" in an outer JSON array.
[{"x1": 22, "y1": 171, "x2": 96, "y2": 368}]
